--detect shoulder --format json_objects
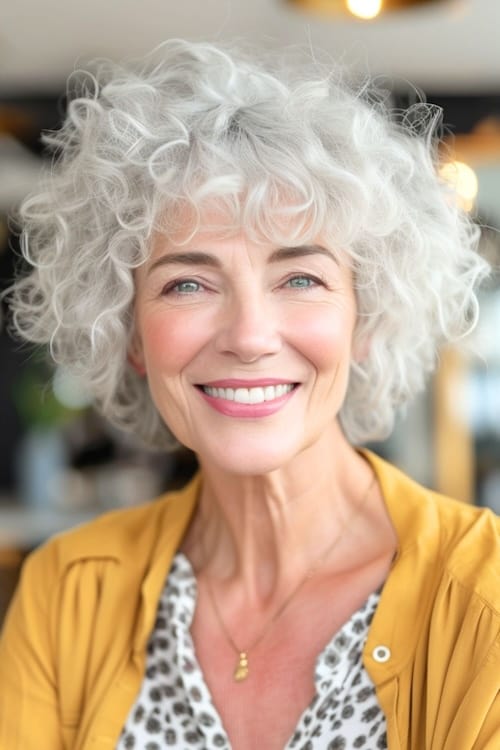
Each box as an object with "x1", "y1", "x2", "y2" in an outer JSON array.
[
  {"x1": 366, "y1": 450, "x2": 500, "y2": 610},
  {"x1": 25, "y1": 474, "x2": 200, "y2": 581},
  {"x1": 0, "y1": 477, "x2": 200, "y2": 743},
  {"x1": 433, "y1": 493, "x2": 499, "y2": 610},
  {"x1": 364, "y1": 452, "x2": 499, "y2": 712}
]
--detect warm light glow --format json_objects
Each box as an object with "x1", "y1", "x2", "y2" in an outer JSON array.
[
  {"x1": 346, "y1": 0, "x2": 383, "y2": 19},
  {"x1": 439, "y1": 160, "x2": 479, "y2": 212}
]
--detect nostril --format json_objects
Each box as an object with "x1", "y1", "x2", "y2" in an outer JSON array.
[{"x1": 214, "y1": 313, "x2": 282, "y2": 360}]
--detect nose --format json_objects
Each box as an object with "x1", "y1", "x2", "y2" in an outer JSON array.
[{"x1": 214, "y1": 290, "x2": 282, "y2": 363}]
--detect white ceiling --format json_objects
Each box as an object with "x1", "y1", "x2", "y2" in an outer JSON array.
[{"x1": 1, "y1": 0, "x2": 499, "y2": 94}]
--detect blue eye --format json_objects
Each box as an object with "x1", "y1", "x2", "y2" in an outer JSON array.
[
  {"x1": 166, "y1": 279, "x2": 201, "y2": 294},
  {"x1": 286, "y1": 275, "x2": 316, "y2": 288}
]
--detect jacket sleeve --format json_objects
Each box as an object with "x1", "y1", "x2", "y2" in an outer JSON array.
[
  {"x1": 474, "y1": 694, "x2": 500, "y2": 750},
  {"x1": 473, "y1": 658, "x2": 500, "y2": 750},
  {"x1": 0, "y1": 546, "x2": 64, "y2": 750}
]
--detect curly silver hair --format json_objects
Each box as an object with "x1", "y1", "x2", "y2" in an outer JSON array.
[{"x1": 7, "y1": 39, "x2": 489, "y2": 448}]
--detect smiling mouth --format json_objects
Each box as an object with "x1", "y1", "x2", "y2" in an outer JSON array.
[{"x1": 199, "y1": 383, "x2": 297, "y2": 404}]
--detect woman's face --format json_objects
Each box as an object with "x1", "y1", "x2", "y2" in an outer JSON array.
[{"x1": 131, "y1": 228, "x2": 358, "y2": 474}]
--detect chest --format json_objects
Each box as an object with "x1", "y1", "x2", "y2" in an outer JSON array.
[
  {"x1": 192, "y1": 624, "x2": 319, "y2": 749},
  {"x1": 115, "y1": 551, "x2": 392, "y2": 750},
  {"x1": 190, "y1": 568, "x2": 385, "y2": 750}
]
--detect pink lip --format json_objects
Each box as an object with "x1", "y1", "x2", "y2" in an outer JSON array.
[
  {"x1": 199, "y1": 378, "x2": 296, "y2": 388},
  {"x1": 197, "y1": 383, "x2": 298, "y2": 418}
]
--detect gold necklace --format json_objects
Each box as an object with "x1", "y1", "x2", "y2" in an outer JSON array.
[{"x1": 201, "y1": 472, "x2": 376, "y2": 682}]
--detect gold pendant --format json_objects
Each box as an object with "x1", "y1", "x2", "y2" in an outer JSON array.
[{"x1": 234, "y1": 651, "x2": 249, "y2": 681}]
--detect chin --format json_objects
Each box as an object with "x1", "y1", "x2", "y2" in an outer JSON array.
[{"x1": 196, "y1": 437, "x2": 303, "y2": 477}]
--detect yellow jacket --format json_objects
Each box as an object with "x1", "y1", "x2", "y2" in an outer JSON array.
[{"x1": 0, "y1": 452, "x2": 499, "y2": 750}]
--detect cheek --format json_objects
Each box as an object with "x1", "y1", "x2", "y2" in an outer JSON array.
[
  {"x1": 288, "y1": 305, "x2": 355, "y2": 370},
  {"x1": 139, "y1": 312, "x2": 208, "y2": 376}
]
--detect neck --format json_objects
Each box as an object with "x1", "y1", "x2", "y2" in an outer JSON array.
[{"x1": 182, "y1": 424, "x2": 375, "y2": 607}]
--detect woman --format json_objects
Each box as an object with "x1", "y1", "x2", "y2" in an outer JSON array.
[{"x1": 0, "y1": 40, "x2": 498, "y2": 750}]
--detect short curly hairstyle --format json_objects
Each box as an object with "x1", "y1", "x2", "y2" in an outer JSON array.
[{"x1": 7, "y1": 39, "x2": 489, "y2": 448}]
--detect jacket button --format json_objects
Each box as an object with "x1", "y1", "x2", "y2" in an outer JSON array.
[{"x1": 372, "y1": 645, "x2": 391, "y2": 663}]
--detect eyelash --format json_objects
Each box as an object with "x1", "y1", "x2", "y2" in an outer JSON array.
[
  {"x1": 284, "y1": 274, "x2": 325, "y2": 290},
  {"x1": 161, "y1": 278, "x2": 204, "y2": 296}
]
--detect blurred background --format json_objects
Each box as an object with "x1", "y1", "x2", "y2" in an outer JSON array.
[{"x1": 1, "y1": 0, "x2": 499, "y2": 621}]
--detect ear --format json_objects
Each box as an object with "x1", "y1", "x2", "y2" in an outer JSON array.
[{"x1": 127, "y1": 330, "x2": 147, "y2": 377}]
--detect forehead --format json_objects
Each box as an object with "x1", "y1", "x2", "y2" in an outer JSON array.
[
  {"x1": 152, "y1": 197, "x2": 329, "y2": 252},
  {"x1": 147, "y1": 201, "x2": 354, "y2": 279}
]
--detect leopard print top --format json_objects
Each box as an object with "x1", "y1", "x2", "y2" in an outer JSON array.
[{"x1": 117, "y1": 554, "x2": 387, "y2": 749}]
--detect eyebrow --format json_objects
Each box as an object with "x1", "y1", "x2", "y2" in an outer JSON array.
[
  {"x1": 268, "y1": 244, "x2": 338, "y2": 265},
  {"x1": 147, "y1": 243, "x2": 338, "y2": 275},
  {"x1": 147, "y1": 251, "x2": 222, "y2": 275}
]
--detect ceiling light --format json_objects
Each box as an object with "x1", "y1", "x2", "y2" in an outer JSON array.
[
  {"x1": 346, "y1": 0, "x2": 382, "y2": 18},
  {"x1": 287, "y1": 0, "x2": 446, "y2": 19}
]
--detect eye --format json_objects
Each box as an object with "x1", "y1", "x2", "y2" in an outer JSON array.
[
  {"x1": 284, "y1": 275, "x2": 320, "y2": 289},
  {"x1": 163, "y1": 279, "x2": 202, "y2": 295}
]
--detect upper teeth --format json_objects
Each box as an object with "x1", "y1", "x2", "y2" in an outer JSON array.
[{"x1": 202, "y1": 384, "x2": 294, "y2": 404}]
